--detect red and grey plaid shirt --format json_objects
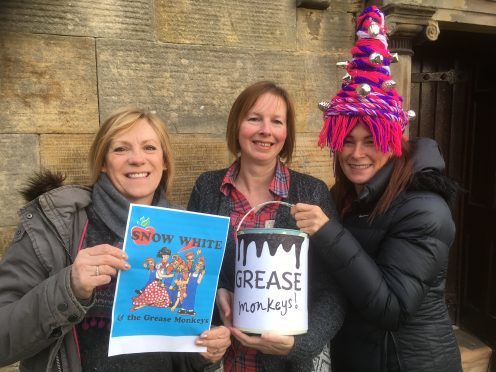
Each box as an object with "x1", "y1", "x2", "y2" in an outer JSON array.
[{"x1": 220, "y1": 159, "x2": 290, "y2": 371}]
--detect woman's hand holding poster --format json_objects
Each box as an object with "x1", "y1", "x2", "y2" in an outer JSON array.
[{"x1": 109, "y1": 205, "x2": 230, "y2": 356}]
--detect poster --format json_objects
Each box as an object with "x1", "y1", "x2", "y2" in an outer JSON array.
[{"x1": 109, "y1": 204, "x2": 230, "y2": 356}]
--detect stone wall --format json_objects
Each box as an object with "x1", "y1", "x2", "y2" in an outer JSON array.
[
  {"x1": 0, "y1": 0, "x2": 361, "y2": 366},
  {"x1": 0, "y1": 0, "x2": 361, "y2": 259},
  {"x1": 373, "y1": 0, "x2": 496, "y2": 34}
]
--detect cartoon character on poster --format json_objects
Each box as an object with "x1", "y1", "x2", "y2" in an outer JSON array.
[
  {"x1": 178, "y1": 255, "x2": 206, "y2": 316},
  {"x1": 139, "y1": 257, "x2": 157, "y2": 291},
  {"x1": 130, "y1": 244, "x2": 206, "y2": 315},
  {"x1": 109, "y1": 205, "x2": 229, "y2": 356},
  {"x1": 130, "y1": 252, "x2": 171, "y2": 312}
]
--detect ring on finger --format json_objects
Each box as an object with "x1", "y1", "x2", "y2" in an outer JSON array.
[{"x1": 95, "y1": 265, "x2": 100, "y2": 276}]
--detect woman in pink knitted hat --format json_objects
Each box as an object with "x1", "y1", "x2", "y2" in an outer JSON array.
[{"x1": 292, "y1": 6, "x2": 462, "y2": 372}]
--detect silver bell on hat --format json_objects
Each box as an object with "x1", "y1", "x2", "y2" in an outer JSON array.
[
  {"x1": 369, "y1": 52, "x2": 383, "y2": 65},
  {"x1": 318, "y1": 101, "x2": 330, "y2": 112},
  {"x1": 356, "y1": 84, "x2": 371, "y2": 97},
  {"x1": 368, "y1": 22, "x2": 380, "y2": 37},
  {"x1": 382, "y1": 80, "x2": 396, "y2": 91}
]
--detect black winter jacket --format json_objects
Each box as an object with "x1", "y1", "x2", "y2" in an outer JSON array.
[{"x1": 311, "y1": 138, "x2": 462, "y2": 372}]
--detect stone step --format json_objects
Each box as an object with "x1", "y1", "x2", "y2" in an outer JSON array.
[
  {"x1": 0, "y1": 363, "x2": 18, "y2": 372},
  {"x1": 455, "y1": 327, "x2": 493, "y2": 372}
]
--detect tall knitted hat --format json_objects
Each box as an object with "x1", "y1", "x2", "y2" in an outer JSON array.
[{"x1": 318, "y1": 6, "x2": 415, "y2": 157}]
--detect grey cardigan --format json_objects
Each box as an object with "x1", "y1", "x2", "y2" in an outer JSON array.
[{"x1": 188, "y1": 168, "x2": 346, "y2": 372}]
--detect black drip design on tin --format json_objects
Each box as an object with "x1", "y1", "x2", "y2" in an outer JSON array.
[{"x1": 237, "y1": 233, "x2": 305, "y2": 269}]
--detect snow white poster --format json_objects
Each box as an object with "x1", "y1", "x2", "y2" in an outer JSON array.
[{"x1": 108, "y1": 204, "x2": 230, "y2": 356}]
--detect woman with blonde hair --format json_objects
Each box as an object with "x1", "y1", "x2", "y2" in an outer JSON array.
[{"x1": 0, "y1": 107, "x2": 230, "y2": 371}]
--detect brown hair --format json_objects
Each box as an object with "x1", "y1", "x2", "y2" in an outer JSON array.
[
  {"x1": 226, "y1": 81, "x2": 296, "y2": 164},
  {"x1": 332, "y1": 140, "x2": 413, "y2": 220},
  {"x1": 89, "y1": 107, "x2": 175, "y2": 196}
]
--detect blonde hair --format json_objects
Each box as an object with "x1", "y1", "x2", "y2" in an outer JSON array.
[
  {"x1": 226, "y1": 81, "x2": 296, "y2": 164},
  {"x1": 89, "y1": 107, "x2": 175, "y2": 196}
]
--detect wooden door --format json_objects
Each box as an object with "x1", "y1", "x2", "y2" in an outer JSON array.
[
  {"x1": 411, "y1": 31, "x2": 496, "y2": 347},
  {"x1": 459, "y1": 42, "x2": 496, "y2": 348},
  {"x1": 410, "y1": 31, "x2": 470, "y2": 325}
]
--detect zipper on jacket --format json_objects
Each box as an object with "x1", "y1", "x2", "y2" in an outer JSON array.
[{"x1": 55, "y1": 351, "x2": 63, "y2": 372}]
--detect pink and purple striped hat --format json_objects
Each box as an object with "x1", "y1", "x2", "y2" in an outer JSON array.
[{"x1": 318, "y1": 6, "x2": 414, "y2": 157}]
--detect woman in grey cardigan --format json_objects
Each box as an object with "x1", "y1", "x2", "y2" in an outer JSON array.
[{"x1": 188, "y1": 81, "x2": 346, "y2": 371}]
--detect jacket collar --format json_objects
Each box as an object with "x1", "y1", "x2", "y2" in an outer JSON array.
[
  {"x1": 352, "y1": 137, "x2": 446, "y2": 209},
  {"x1": 354, "y1": 159, "x2": 394, "y2": 208},
  {"x1": 31, "y1": 185, "x2": 92, "y2": 256}
]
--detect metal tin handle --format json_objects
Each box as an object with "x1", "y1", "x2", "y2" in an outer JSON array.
[{"x1": 236, "y1": 200, "x2": 294, "y2": 233}]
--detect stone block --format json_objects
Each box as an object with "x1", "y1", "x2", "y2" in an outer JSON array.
[
  {"x1": 0, "y1": 362, "x2": 19, "y2": 372},
  {"x1": 297, "y1": 8, "x2": 355, "y2": 52},
  {"x1": 330, "y1": 0, "x2": 363, "y2": 13},
  {"x1": 96, "y1": 39, "x2": 339, "y2": 135},
  {"x1": 294, "y1": 53, "x2": 343, "y2": 133},
  {"x1": 0, "y1": 0, "x2": 153, "y2": 40},
  {"x1": 0, "y1": 134, "x2": 39, "y2": 227},
  {"x1": 155, "y1": 0, "x2": 296, "y2": 49},
  {"x1": 168, "y1": 134, "x2": 232, "y2": 207},
  {"x1": 0, "y1": 227, "x2": 17, "y2": 261},
  {"x1": 292, "y1": 133, "x2": 334, "y2": 187},
  {"x1": 0, "y1": 32, "x2": 99, "y2": 134},
  {"x1": 382, "y1": 0, "x2": 496, "y2": 16},
  {"x1": 297, "y1": 0, "x2": 331, "y2": 10},
  {"x1": 455, "y1": 328, "x2": 493, "y2": 372},
  {"x1": 40, "y1": 134, "x2": 95, "y2": 185}
]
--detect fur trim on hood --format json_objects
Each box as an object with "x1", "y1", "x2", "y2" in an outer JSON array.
[
  {"x1": 20, "y1": 170, "x2": 66, "y2": 202},
  {"x1": 408, "y1": 138, "x2": 459, "y2": 205},
  {"x1": 408, "y1": 169, "x2": 459, "y2": 206}
]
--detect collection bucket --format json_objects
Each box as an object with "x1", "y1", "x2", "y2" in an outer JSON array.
[{"x1": 233, "y1": 201, "x2": 308, "y2": 335}]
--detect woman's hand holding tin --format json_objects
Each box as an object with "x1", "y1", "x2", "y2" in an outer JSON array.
[
  {"x1": 216, "y1": 288, "x2": 234, "y2": 327},
  {"x1": 230, "y1": 328, "x2": 294, "y2": 355},
  {"x1": 291, "y1": 203, "x2": 329, "y2": 236}
]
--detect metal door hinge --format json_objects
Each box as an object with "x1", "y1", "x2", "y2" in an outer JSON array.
[{"x1": 412, "y1": 69, "x2": 467, "y2": 85}]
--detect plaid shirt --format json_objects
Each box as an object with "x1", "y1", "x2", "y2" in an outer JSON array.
[
  {"x1": 221, "y1": 159, "x2": 290, "y2": 231},
  {"x1": 220, "y1": 159, "x2": 290, "y2": 372}
]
